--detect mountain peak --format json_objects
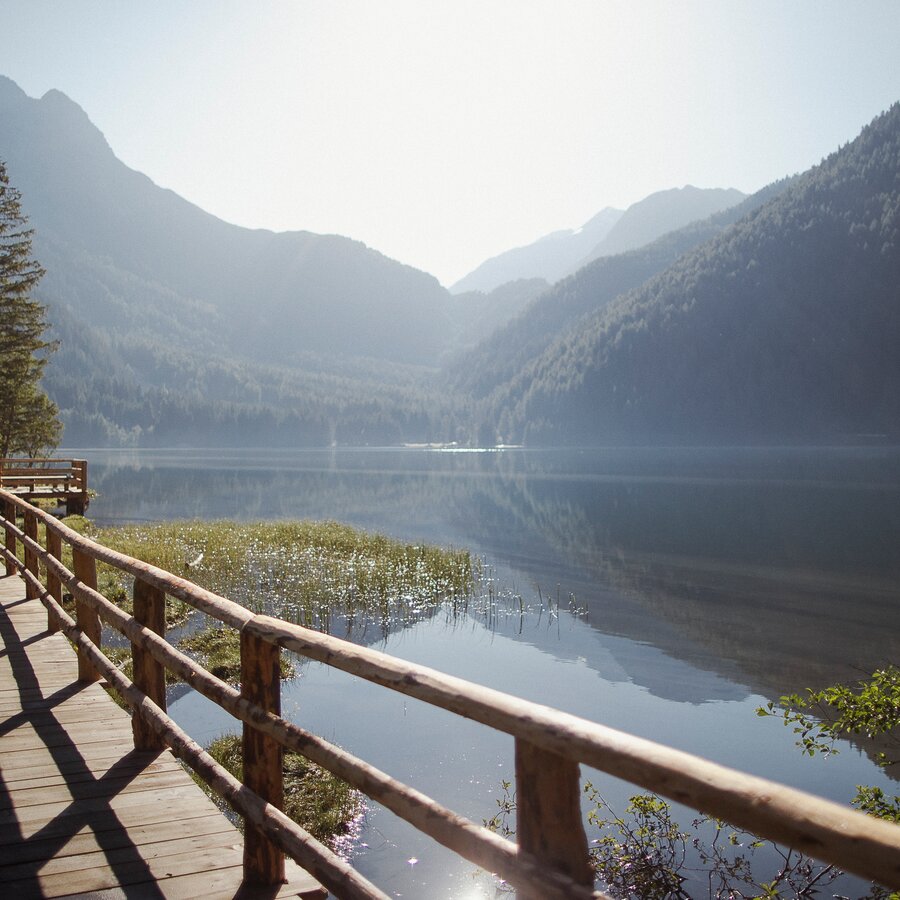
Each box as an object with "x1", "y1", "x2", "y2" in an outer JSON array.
[
  {"x1": 39, "y1": 87, "x2": 100, "y2": 129},
  {"x1": 0, "y1": 74, "x2": 28, "y2": 105}
]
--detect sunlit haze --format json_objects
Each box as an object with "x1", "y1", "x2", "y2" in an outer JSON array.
[{"x1": 4, "y1": 0, "x2": 900, "y2": 285}]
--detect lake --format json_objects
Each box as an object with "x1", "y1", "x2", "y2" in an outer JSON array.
[{"x1": 80, "y1": 445, "x2": 900, "y2": 897}]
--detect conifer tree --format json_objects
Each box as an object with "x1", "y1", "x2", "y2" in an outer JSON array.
[{"x1": 0, "y1": 159, "x2": 61, "y2": 457}]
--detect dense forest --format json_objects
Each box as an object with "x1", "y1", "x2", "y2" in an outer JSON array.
[
  {"x1": 485, "y1": 103, "x2": 900, "y2": 445},
  {"x1": 2, "y1": 73, "x2": 899, "y2": 449}
]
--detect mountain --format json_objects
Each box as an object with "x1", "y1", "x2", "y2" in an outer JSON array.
[
  {"x1": 0, "y1": 76, "x2": 460, "y2": 446},
  {"x1": 450, "y1": 207, "x2": 623, "y2": 294},
  {"x1": 575, "y1": 185, "x2": 746, "y2": 270},
  {"x1": 488, "y1": 103, "x2": 900, "y2": 446},
  {"x1": 449, "y1": 186, "x2": 745, "y2": 296},
  {"x1": 444, "y1": 180, "x2": 791, "y2": 408},
  {"x1": 0, "y1": 76, "x2": 451, "y2": 368},
  {"x1": 446, "y1": 279, "x2": 550, "y2": 351}
]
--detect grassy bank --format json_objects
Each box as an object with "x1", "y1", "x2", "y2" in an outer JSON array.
[{"x1": 63, "y1": 516, "x2": 478, "y2": 630}]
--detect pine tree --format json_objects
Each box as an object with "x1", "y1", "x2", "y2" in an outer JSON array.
[{"x1": 0, "y1": 159, "x2": 61, "y2": 458}]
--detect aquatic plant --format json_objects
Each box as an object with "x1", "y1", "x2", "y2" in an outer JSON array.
[
  {"x1": 178, "y1": 624, "x2": 294, "y2": 684},
  {"x1": 202, "y1": 733, "x2": 364, "y2": 848},
  {"x1": 59, "y1": 516, "x2": 478, "y2": 633}
]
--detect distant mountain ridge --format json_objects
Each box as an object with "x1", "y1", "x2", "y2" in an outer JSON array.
[
  {"x1": 0, "y1": 75, "x2": 450, "y2": 369},
  {"x1": 450, "y1": 206, "x2": 622, "y2": 293},
  {"x1": 450, "y1": 185, "x2": 745, "y2": 295},
  {"x1": 0, "y1": 75, "x2": 468, "y2": 445},
  {"x1": 487, "y1": 103, "x2": 900, "y2": 445},
  {"x1": 444, "y1": 180, "x2": 790, "y2": 405},
  {"x1": 576, "y1": 185, "x2": 746, "y2": 268},
  {"x1": 3, "y1": 74, "x2": 894, "y2": 450}
]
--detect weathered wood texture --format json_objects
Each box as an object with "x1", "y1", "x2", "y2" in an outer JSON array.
[
  {"x1": 2, "y1": 488, "x2": 900, "y2": 897},
  {"x1": 2, "y1": 497, "x2": 14, "y2": 576},
  {"x1": 72, "y1": 547, "x2": 101, "y2": 684},
  {"x1": 0, "y1": 458, "x2": 89, "y2": 515},
  {"x1": 515, "y1": 738, "x2": 593, "y2": 899},
  {"x1": 0, "y1": 573, "x2": 325, "y2": 899},
  {"x1": 131, "y1": 578, "x2": 167, "y2": 751},
  {"x1": 241, "y1": 627, "x2": 285, "y2": 884}
]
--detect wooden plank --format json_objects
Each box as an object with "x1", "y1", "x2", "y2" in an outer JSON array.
[
  {"x1": 3, "y1": 841, "x2": 324, "y2": 899},
  {"x1": 0, "y1": 794, "x2": 225, "y2": 846},
  {"x1": 0, "y1": 783, "x2": 212, "y2": 829},
  {"x1": 0, "y1": 828, "x2": 244, "y2": 882},
  {"x1": 2, "y1": 841, "x2": 247, "y2": 897},
  {"x1": 52, "y1": 861, "x2": 325, "y2": 900},
  {"x1": 0, "y1": 576, "x2": 326, "y2": 900},
  {"x1": 0, "y1": 721, "x2": 137, "y2": 752},
  {"x1": 0, "y1": 767, "x2": 192, "y2": 810},
  {"x1": 0, "y1": 812, "x2": 233, "y2": 866},
  {"x1": 0, "y1": 695, "x2": 128, "y2": 721},
  {"x1": 0, "y1": 744, "x2": 143, "y2": 776},
  {"x1": 1, "y1": 754, "x2": 183, "y2": 788}
]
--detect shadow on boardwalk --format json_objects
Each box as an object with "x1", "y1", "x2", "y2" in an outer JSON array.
[{"x1": 0, "y1": 574, "x2": 321, "y2": 899}]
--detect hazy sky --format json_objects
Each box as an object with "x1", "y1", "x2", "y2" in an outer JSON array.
[{"x1": 4, "y1": 1, "x2": 900, "y2": 286}]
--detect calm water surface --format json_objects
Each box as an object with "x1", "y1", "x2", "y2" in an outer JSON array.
[{"x1": 79, "y1": 446, "x2": 900, "y2": 897}]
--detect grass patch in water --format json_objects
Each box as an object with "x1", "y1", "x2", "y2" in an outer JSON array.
[
  {"x1": 59, "y1": 517, "x2": 477, "y2": 631},
  {"x1": 178, "y1": 625, "x2": 295, "y2": 684},
  {"x1": 201, "y1": 733, "x2": 363, "y2": 847}
]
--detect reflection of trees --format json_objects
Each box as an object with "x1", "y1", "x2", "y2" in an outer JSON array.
[
  {"x1": 88, "y1": 449, "x2": 900, "y2": 705},
  {"x1": 439, "y1": 451, "x2": 900, "y2": 699}
]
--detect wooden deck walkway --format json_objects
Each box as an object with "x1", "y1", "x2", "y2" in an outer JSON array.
[{"x1": 0, "y1": 574, "x2": 325, "y2": 899}]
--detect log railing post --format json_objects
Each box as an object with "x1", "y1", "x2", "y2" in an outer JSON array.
[
  {"x1": 45, "y1": 527, "x2": 62, "y2": 633},
  {"x1": 514, "y1": 738, "x2": 594, "y2": 899},
  {"x1": 132, "y1": 577, "x2": 167, "y2": 750},
  {"x1": 23, "y1": 508, "x2": 39, "y2": 600},
  {"x1": 67, "y1": 460, "x2": 88, "y2": 516},
  {"x1": 72, "y1": 547, "x2": 101, "y2": 683},
  {"x1": 241, "y1": 625, "x2": 285, "y2": 885},
  {"x1": 75, "y1": 459, "x2": 87, "y2": 491},
  {"x1": 4, "y1": 497, "x2": 17, "y2": 576}
]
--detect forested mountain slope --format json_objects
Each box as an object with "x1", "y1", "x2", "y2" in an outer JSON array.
[
  {"x1": 492, "y1": 104, "x2": 900, "y2": 445},
  {"x1": 0, "y1": 77, "x2": 451, "y2": 368},
  {"x1": 575, "y1": 185, "x2": 746, "y2": 269},
  {"x1": 0, "y1": 76, "x2": 460, "y2": 445},
  {"x1": 445, "y1": 180, "x2": 791, "y2": 404}
]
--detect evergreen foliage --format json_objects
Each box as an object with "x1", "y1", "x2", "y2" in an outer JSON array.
[
  {"x1": 487, "y1": 104, "x2": 900, "y2": 445},
  {"x1": 443, "y1": 181, "x2": 791, "y2": 408},
  {"x1": 0, "y1": 159, "x2": 61, "y2": 456}
]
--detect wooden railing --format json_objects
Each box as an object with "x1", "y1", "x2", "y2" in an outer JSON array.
[
  {"x1": 1, "y1": 487, "x2": 898, "y2": 898},
  {"x1": 0, "y1": 458, "x2": 89, "y2": 515}
]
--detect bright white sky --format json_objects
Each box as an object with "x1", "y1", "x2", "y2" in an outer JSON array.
[{"x1": 4, "y1": 1, "x2": 900, "y2": 286}]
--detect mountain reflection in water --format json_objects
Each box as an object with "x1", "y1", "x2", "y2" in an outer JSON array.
[
  {"x1": 83, "y1": 446, "x2": 898, "y2": 897},
  {"x1": 87, "y1": 445, "x2": 900, "y2": 703}
]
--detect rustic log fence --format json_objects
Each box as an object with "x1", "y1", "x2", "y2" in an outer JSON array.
[
  {"x1": 1, "y1": 487, "x2": 899, "y2": 898},
  {"x1": 0, "y1": 457, "x2": 89, "y2": 515}
]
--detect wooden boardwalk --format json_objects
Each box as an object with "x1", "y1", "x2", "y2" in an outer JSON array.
[{"x1": 0, "y1": 574, "x2": 325, "y2": 899}]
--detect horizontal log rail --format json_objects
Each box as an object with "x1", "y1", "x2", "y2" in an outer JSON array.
[
  {"x1": 0, "y1": 457, "x2": 88, "y2": 514},
  {"x1": 1, "y1": 487, "x2": 899, "y2": 898}
]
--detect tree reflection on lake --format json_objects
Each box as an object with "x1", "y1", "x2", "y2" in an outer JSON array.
[{"x1": 83, "y1": 445, "x2": 900, "y2": 897}]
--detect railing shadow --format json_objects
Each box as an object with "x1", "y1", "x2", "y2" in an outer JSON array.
[{"x1": 0, "y1": 575, "x2": 165, "y2": 898}]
